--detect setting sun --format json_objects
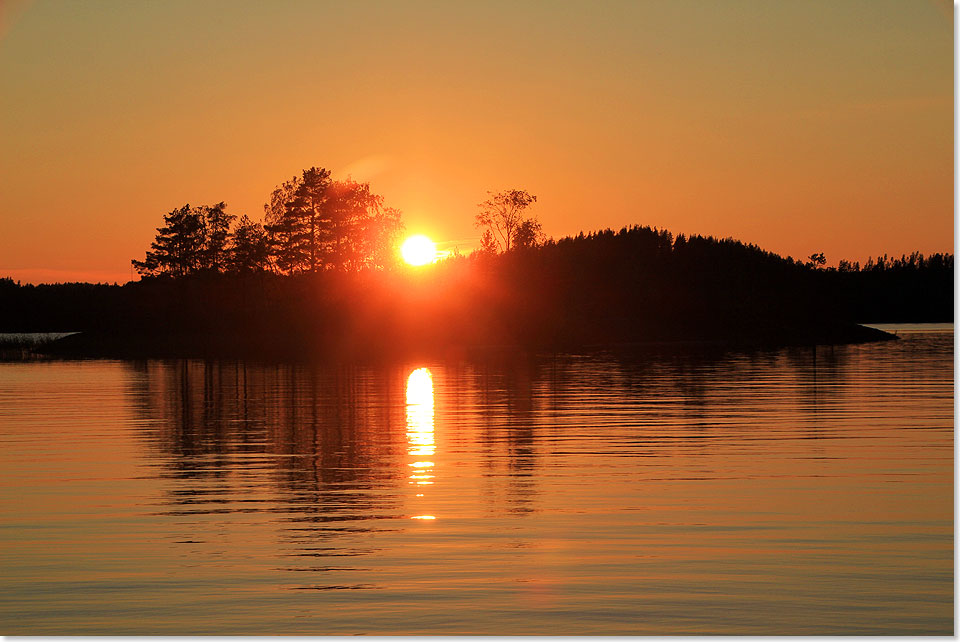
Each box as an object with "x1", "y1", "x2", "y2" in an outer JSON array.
[{"x1": 401, "y1": 235, "x2": 437, "y2": 266}]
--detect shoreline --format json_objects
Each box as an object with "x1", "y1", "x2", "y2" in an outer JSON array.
[{"x1": 15, "y1": 321, "x2": 899, "y2": 363}]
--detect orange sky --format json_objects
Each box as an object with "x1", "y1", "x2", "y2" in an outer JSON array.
[{"x1": 0, "y1": 0, "x2": 953, "y2": 284}]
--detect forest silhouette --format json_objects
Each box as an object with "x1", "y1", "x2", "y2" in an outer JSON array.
[{"x1": 0, "y1": 165, "x2": 952, "y2": 359}]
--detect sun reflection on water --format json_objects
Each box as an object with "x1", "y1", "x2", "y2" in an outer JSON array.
[{"x1": 406, "y1": 367, "x2": 436, "y2": 519}]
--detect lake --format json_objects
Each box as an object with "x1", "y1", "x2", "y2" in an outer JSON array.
[{"x1": 0, "y1": 324, "x2": 952, "y2": 634}]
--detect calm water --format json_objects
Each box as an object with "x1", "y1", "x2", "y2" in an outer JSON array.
[{"x1": 0, "y1": 325, "x2": 952, "y2": 634}]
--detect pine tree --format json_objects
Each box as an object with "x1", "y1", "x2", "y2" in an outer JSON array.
[
  {"x1": 132, "y1": 204, "x2": 207, "y2": 277},
  {"x1": 263, "y1": 167, "x2": 404, "y2": 273},
  {"x1": 228, "y1": 215, "x2": 270, "y2": 274},
  {"x1": 264, "y1": 167, "x2": 332, "y2": 274},
  {"x1": 202, "y1": 202, "x2": 235, "y2": 273}
]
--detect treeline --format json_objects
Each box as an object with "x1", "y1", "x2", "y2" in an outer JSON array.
[
  {"x1": 501, "y1": 227, "x2": 952, "y2": 343},
  {"x1": 825, "y1": 250, "x2": 953, "y2": 323},
  {"x1": 132, "y1": 167, "x2": 404, "y2": 277},
  {"x1": 0, "y1": 224, "x2": 951, "y2": 357},
  {"x1": 836, "y1": 252, "x2": 953, "y2": 274}
]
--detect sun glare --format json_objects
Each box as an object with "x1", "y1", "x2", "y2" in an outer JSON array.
[{"x1": 401, "y1": 235, "x2": 437, "y2": 266}]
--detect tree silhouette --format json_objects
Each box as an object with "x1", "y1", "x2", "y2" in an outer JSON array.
[
  {"x1": 264, "y1": 167, "x2": 404, "y2": 273},
  {"x1": 807, "y1": 252, "x2": 826, "y2": 269},
  {"x1": 323, "y1": 179, "x2": 381, "y2": 270},
  {"x1": 513, "y1": 218, "x2": 544, "y2": 250},
  {"x1": 477, "y1": 229, "x2": 499, "y2": 256},
  {"x1": 475, "y1": 189, "x2": 539, "y2": 253},
  {"x1": 202, "y1": 202, "x2": 235, "y2": 273},
  {"x1": 365, "y1": 205, "x2": 405, "y2": 270},
  {"x1": 132, "y1": 204, "x2": 208, "y2": 277},
  {"x1": 228, "y1": 215, "x2": 270, "y2": 274},
  {"x1": 264, "y1": 167, "x2": 332, "y2": 274},
  {"x1": 132, "y1": 203, "x2": 237, "y2": 277}
]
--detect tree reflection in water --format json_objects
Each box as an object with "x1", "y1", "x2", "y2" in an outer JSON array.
[{"x1": 127, "y1": 360, "x2": 408, "y2": 576}]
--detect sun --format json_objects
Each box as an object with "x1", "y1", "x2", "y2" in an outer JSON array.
[{"x1": 401, "y1": 235, "x2": 437, "y2": 266}]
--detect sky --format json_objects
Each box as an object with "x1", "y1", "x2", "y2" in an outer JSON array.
[{"x1": 0, "y1": 0, "x2": 953, "y2": 284}]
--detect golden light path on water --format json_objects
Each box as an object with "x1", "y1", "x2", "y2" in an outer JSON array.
[{"x1": 405, "y1": 367, "x2": 436, "y2": 520}]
